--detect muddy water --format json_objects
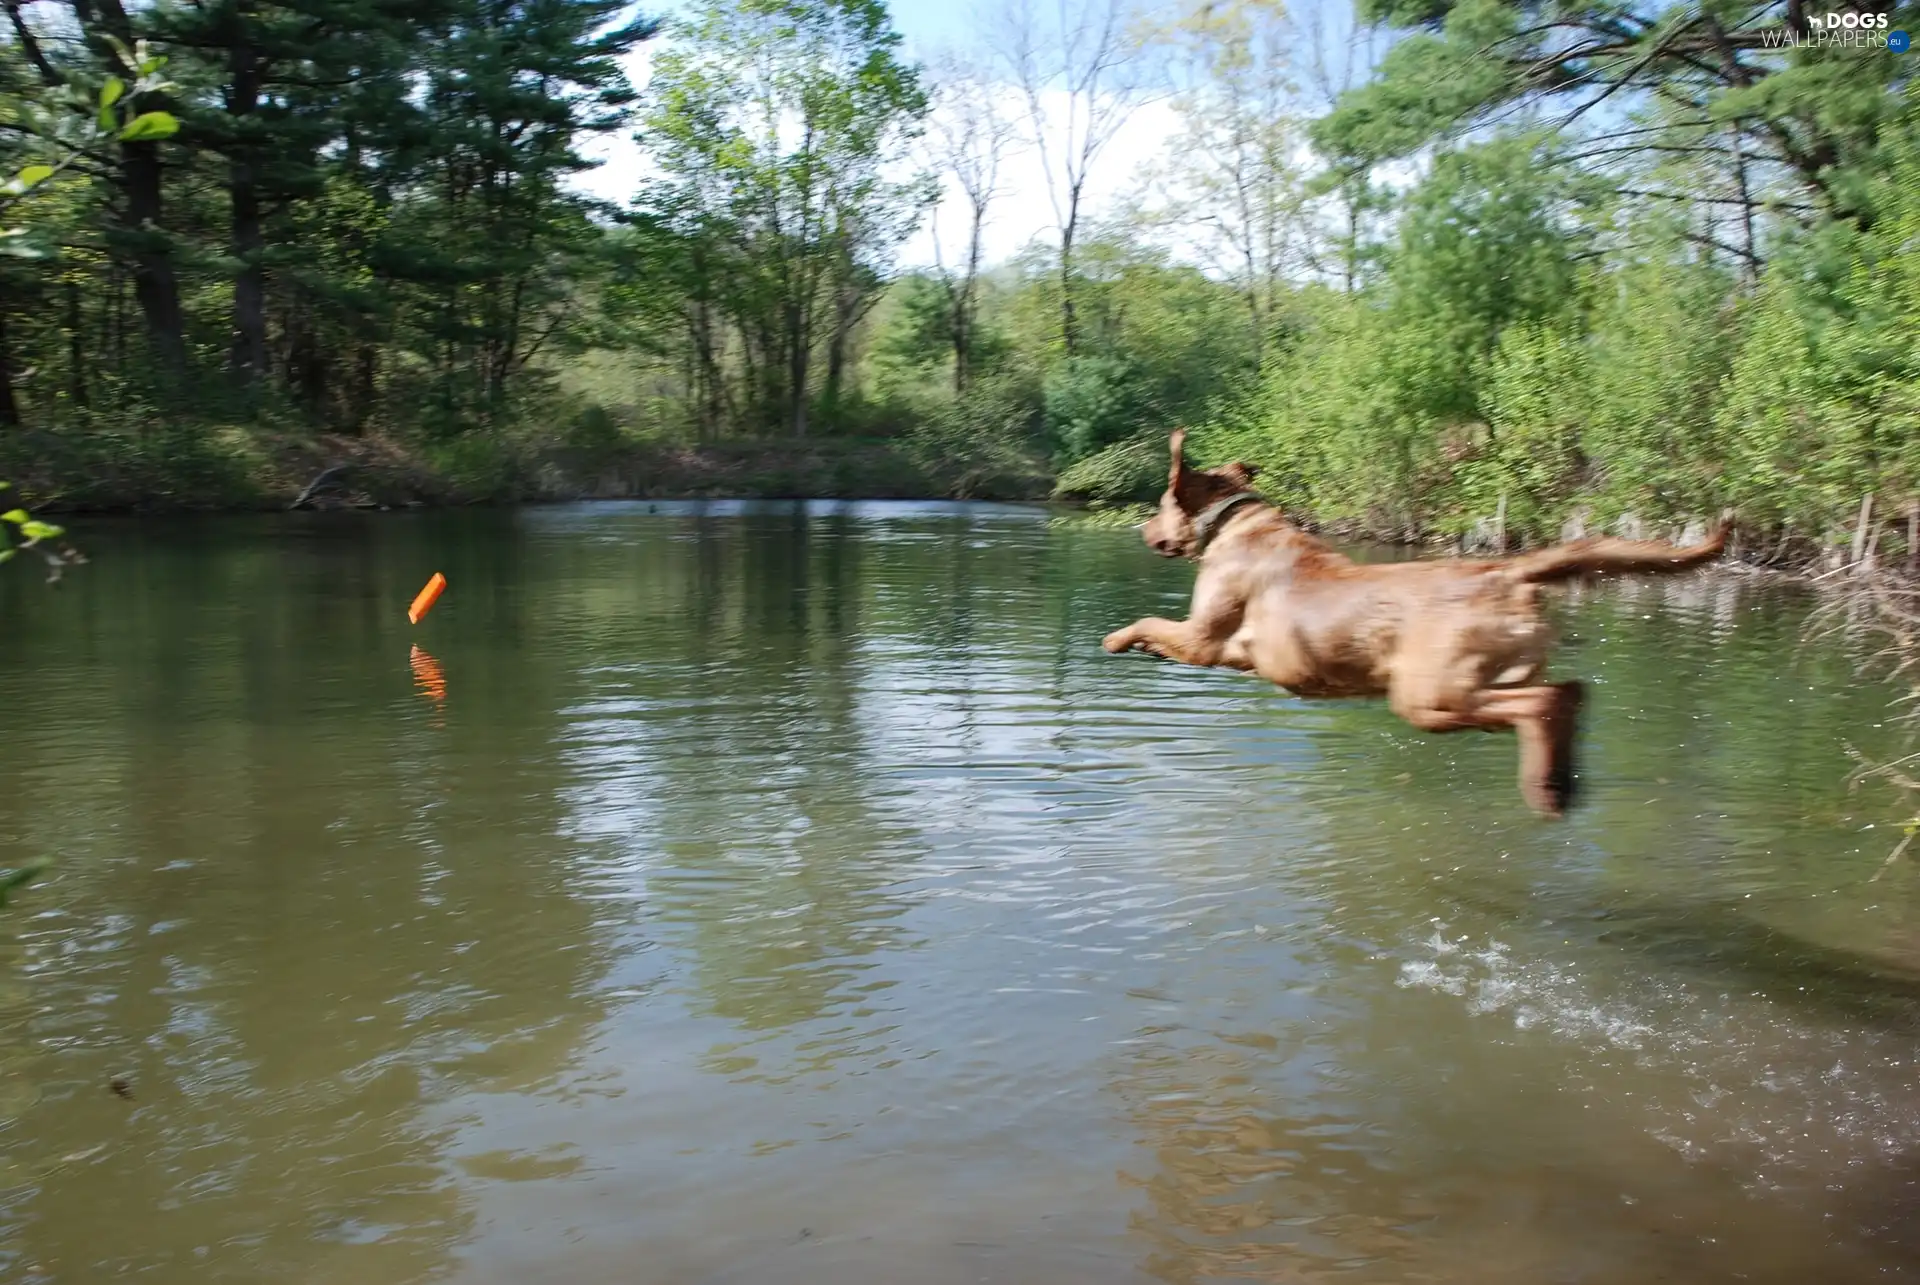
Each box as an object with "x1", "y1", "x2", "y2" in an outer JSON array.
[{"x1": 0, "y1": 501, "x2": 1916, "y2": 1284}]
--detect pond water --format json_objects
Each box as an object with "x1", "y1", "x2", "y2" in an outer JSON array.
[{"x1": 2, "y1": 500, "x2": 1918, "y2": 1284}]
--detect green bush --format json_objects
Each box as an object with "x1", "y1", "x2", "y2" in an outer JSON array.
[
  {"x1": 900, "y1": 375, "x2": 1048, "y2": 500},
  {"x1": 1051, "y1": 435, "x2": 1168, "y2": 503},
  {"x1": 1044, "y1": 355, "x2": 1157, "y2": 464}
]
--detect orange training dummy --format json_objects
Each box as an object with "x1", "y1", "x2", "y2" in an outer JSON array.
[{"x1": 408, "y1": 572, "x2": 447, "y2": 625}]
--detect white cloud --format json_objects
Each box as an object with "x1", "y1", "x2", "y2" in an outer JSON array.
[
  {"x1": 897, "y1": 87, "x2": 1186, "y2": 271},
  {"x1": 573, "y1": 41, "x2": 665, "y2": 207},
  {"x1": 569, "y1": 36, "x2": 1184, "y2": 268},
  {"x1": 567, "y1": 3, "x2": 1414, "y2": 280}
]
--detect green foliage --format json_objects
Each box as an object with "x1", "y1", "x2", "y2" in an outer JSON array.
[
  {"x1": 639, "y1": 0, "x2": 930, "y2": 439},
  {"x1": 1456, "y1": 321, "x2": 1593, "y2": 534},
  {"x1": 2, "y1": 46, "x2": 180, "y2": 260},
  {"x1": 0, "y1": 480, "x2": 68, "y2": 573},
  {"x1": 1201, "y1": 81, "x2": 1920, "y2": 555},
  {"x1": 900, "y1": 374, "x2": 1048, "y2": 499},
  {"x1": 0, "y1": 0, "x2": 1912, "y2": 545},
  {"x1": 870, "y1": 272, "x2": 1010, "y2": 381},
  {"x1": 1716, "y1": 123, "x2": 1920, "y2": 530},
  {"x1": 0, "y1": 0, "x2": 653, "y2": 443},
  {"x1": 1051, "y1": 436, "x2": 1168, "y2": 503},
  {"x1": 1045, "y1": 355, "x2": 1157, "y2": 462},
  {"x1": 1580, "y1": 253, "x2": 1745, "y2": 520},
  {"x1": 1315, "y1": 0, "x2": 1912, "y2": 234}
]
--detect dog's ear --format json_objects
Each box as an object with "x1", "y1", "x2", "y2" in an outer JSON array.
[
  {"x1": 1219, "y1": 460, "x2": 1261, "y2": 489},
  {"x1": 1168, "y1": 427, "x2": 1188, "y2": 485}
]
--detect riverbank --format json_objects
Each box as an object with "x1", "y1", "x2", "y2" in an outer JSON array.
[
  {"x1": 1, "y1": 427, "x2": 1055, "y2": 513},
  {"x1": 6, "y1": 425, "x2": 1904, "y2": 583}
]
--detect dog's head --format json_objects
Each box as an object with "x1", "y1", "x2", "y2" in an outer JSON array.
[{"x1": 1141, "y1": 428, "x2": 1263, "y2": 559}]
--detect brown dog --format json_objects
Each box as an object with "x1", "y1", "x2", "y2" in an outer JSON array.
[{"x1": 1102, "y1": 430, "x2": 1731, "y2": 816}]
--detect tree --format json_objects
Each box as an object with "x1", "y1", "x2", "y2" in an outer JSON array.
[
  {"x1": 8, "y1": 6, "x2": 195, "y2": 383},
  {"x1": 995, "y1": 0, "x2": 1157, "y2": 356},
  {"x1": 1311, "y1": 0, "x2": 1912, "y2": 241},
  {"x1": 1141, "y1": 0, "x2": 1302, "y2": 365},
  {"x1": 1, "y1": 38, "x2": 180, "y2": 421},
  {"x1": 395, "y1": 0, "x2": 656, "y2": 423},
  {"x1": 149, "y1": 0, "x2": 436, "y2": 394},
  {"x1": 921, "y1": 52, "x2": 1017, "y2": 393},
  {"x1": 642, "y1": 0, "x2": 929, "y2": 437},
  {"x1": 1298, "y1": 0, "x2": 1384, "y2": 291}
]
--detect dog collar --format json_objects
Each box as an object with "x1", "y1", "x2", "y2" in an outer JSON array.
[{"x1": 1189, "y1": 492, "x2": 1264, "y2": 556}]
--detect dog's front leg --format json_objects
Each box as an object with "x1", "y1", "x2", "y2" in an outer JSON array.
[{"x1": 1102, "y1": 617, "x2": 1224, "y2": 667}]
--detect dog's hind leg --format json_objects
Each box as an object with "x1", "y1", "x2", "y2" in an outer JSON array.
[{"x1": 1390, "y1": 680, "x2": 1585, "y2": 817}]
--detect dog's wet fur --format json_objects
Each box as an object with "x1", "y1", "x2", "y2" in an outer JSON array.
[{"x1": 1103, "y1": 430, "x2": 1730, "y2": 816}]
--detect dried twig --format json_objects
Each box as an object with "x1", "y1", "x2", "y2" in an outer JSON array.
[
  {"x1": 291, "y1": 463, "x2": 353, "y2": 510},
  {"x1": 1821, "y1": 550, "x2": 1920, "y2": 877},
  {"x1": 1871, "y1": 828, "x2": 1917, "y2": 883}
]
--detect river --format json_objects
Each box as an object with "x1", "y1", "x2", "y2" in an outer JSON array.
[{"x1": 1, "y1": 500, "x2": 1917, "y2": 1284}]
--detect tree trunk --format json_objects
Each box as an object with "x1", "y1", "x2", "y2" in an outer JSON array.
[
  {"x1": 953, "y1": 199, "x2": 985, "y2": 396},
  {"x1": 350, "y1": 342, "x2": 377, "y2": 434},
  {"x1": 227, "y1": 35, "x2": 269, "y2": 391},
  {"x1": 1727, "y1": 123, "x2": 1757, "y2": 286},
  {"x1": 0, "y1": 309, "x2": 21, "y2": 428},
  {"x1": 824, "y1": 279, "x2": 864, "y2": 413},
  {"x1": 229, "y1": 166, "x2": 268, "y2": 388},
  {"x1": 689, "y1": 303, "x2": 723, "y2": 441},
  {"x1": 1344, "y1": 196, "x2": 1359, "y2": 294},
  {"x1": 110, "y1": 262, "x2": 126, "y2": 376},
  {"x1": 787, "y1": 301, "x2": 810, "y2": 438},
  {"x1": 121, "y1": 138, "x2": 189, "y2": 381},
  {"x1": 66, "y1": 278, "x2": 88, "y2": 409},
  {"x1": 1059, "y1": 186, "x2": 1081, "y2": 357},
  {"x1": 79, "y1": 0, "x2": 189, "y2": 384},
  {"x1": 951, "y1": 296, "x2": 971, "y2": 395}
]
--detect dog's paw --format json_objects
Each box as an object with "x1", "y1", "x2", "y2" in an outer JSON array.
[{"x1": 1102, "y1": 630, "x2": 1137, "y2": 654}]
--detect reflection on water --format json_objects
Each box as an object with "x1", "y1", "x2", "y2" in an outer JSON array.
[{"x1": 0, "y1": 501, "x2": 1917, "y2": 1284}]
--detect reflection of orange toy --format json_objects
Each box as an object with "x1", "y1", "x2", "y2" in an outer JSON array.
[
  {"x1": 407, "y1": 572, "x2": 447, "y2": 624},
  {"x1": 410, "y1": 645, "x2": 447, "y2": 705}
]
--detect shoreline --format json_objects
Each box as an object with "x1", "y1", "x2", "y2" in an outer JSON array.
[
  {"x1": 9, "y1": 436, "x2": 1055, "y2": 517},
  {"x1": 8, "y1": 432, "x2": 1896, "y2": 585},
  {"x1": 35, "y1": 489, "x2": 1867, "y2": 591}
]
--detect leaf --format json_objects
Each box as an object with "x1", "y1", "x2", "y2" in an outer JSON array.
[
  {"x1": 0, "y1": 550, "x2": 17, "y2": 564},
  {"x1": 1, "y1": 509, "x2": 27, "y2": 524},
  {"x1": 99, "y1": 77, "x2": 125, "y2": 129},
  {"x1": 118, "y1": 112, "x2": 179, "y2": 143},
  {"x1": 6, "y1": 165, "x2": 55, "y2": 197},
  {"x1": 19, "y1": 520, "x2": 63, "y2": 541},
  {"x1": 0, "y1": 862, "x2": 48, "y2": 909}
]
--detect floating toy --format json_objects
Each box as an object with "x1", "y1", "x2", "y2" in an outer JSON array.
[{"x1": 408, "y1": 572, "x2": 447, "y2": 624}]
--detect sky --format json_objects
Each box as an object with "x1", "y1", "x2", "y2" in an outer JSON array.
[{"x1": 573, "y1": 0, "x2": 1371, "y2": 273}]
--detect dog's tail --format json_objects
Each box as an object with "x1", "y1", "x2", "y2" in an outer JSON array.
[{"x1": 1503, "y1": 516, "x2": 1732, "y2": 586}]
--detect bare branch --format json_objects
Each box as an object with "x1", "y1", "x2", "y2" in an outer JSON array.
[{"x1": 992, "y1": 0, "x2": 1160, "y2": 351}]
